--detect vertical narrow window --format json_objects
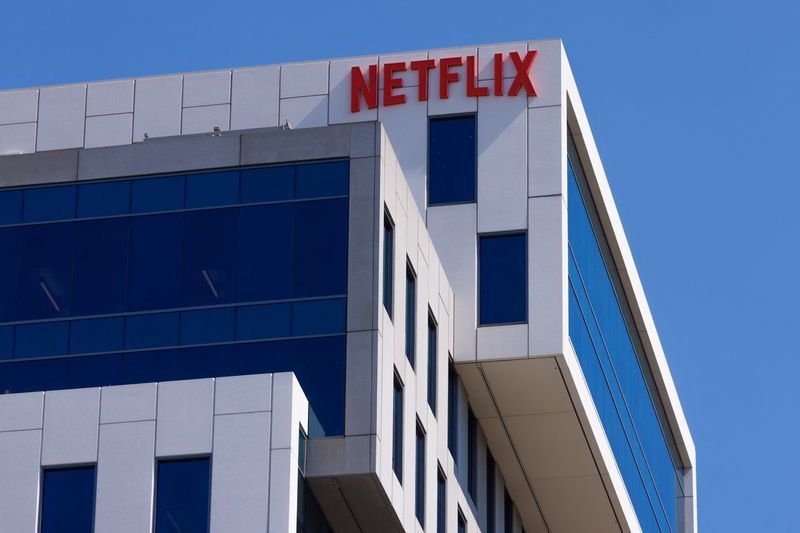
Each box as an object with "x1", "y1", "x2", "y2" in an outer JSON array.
[
  {"x1": 427, "y1": 313, "x2": 438, "y2": 415},
  {"x1": 487, "y1": 451, "x2": 496, "y2": 533},
  {"x1": 437, "y1": 466, "x2": 447, "y2": 533},
  {"x1": 448, "y1": 359, "x2": 458, "y2": 462},
  {"x1": 415, "y1": 419, "x2": 426, "y2": 526},
  {"x1": 405, "y1": 262, "x2": 416, "y2": 367},
  {"x1": 479, "y1": 233, "x2": 527, "y2": 325},
  {"x1": 40, "y1": 466, "x2": 96, "y2": 533},
  {"x1": 504, "y1": 489, "x2": 514, "y2": 533},
  {"x1": 392, "y1": 371, "x2": 404, "y2": 483},
  {"x1": 467, "y1": 407, "x2": 478, "y2": 500},
  {"x1": 155, "y1": 457, "x2": 211, "y2": 533},
  {"x1": 383, "y1": 211, "x2": 394, "y2": 318},
  {"x1": 457, "y1": 507, "x2": 468, "y2": 533},
  {"x1": 429, "y1": 115, "x2": 477, "y2": 205}
]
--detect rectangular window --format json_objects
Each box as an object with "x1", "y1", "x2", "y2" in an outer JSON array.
[
  {"x1": 405, "y1": 263, "x2": 416, "y2": 368},
  {"x1": 155, "y1": 457, "x2": 211, "y2": 533},
  {"x1": 468, "y1": 407, "x2": 477, "y2": 500},
  {"x1": 504, "y1": 489, "x2": 513, "y2": 533},
  {"x1": 428, "y1": 115, "x2": 476, "y2": 205},
  {"x1": 40, "y1": 466, "x2": 96, "y2": 533},
  {"x1": 448, "y1": 360, "x2": 458, "y2": 462},
  {"x1": 437, "y1": 466, "x2": 447, "y2": 533},
  {"x1": 487, "y1": 451, "x2": 496, "y2": 533},
  {"x1": 392, "y1": 371, "x2": 404, "y2": 483},
  {"x1": 383, "y1": 211, "x2": 394, "y2": 318},
  {"x1": 427, "y1": 313, "x2": 437, "y2": 416},
  {"x1": 479, "y1": 233, "x2": 527, "y2": 325},
  {"x1": 415, "y1": 420, "x2": 426, "y2": 526},
  {"x1": 457, "y1": 507, "x2": 468, "y2": 533}
]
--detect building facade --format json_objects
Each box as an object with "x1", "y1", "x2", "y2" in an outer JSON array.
[{"x1": 0, "y1": 39, "x2": 696, "y2": 533}]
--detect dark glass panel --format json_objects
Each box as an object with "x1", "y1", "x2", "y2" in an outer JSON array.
[
  {"x1": 382, "y1": 213, "x2": 393, "y2": 316},
  {"x1": 77, "y1": 180, "x2": 130, "y2": 217},
  {"x1": 180, "y1": 307, "x2": 235, "y2": 345},
  {"x1": 0, "y1": 189, "x2": 23, "y2": 224},
  {"x1": 293, "y1": 199, "x2": 348, "y2": 298},
  {"x1": 448, "y1": 362, "x2": 458, "y2": 461},
  {"x1": 18, "y1": 223, "x2": 73, "y2": 320},
  {"x1": 131, "y1": 176, "x2": 185, "y2": 213},
  {"x1": 428, "y1": 115, "x2": 476, "y2": 205},
  {"x1": 72, "y1": 218, "x2": 129, "y2": 315},
  {"x1": 415, "y1": 422, "x2": 425, "y2": 524},
  {"x1": 23, "y1": 186, "x2": 76, "y2": 222},
  {"x1": 14, "y1": 321, "x2": 69, "y2": 359},
  {"x1": 295, "y1": 160, "x2": 349, "y2": 199},
  {"x1": 292, "y1": 298, "x2": 346, "y2": 336},
  {"x1": 405, "y1": 266, "x2": 416, "y2": 367},
  {"x1": 0, "y1": 227, "x2": 20, "y2": 322},
  {"x1": 155, "y1": 458, "x2": 211, "y2": 533},
  {"x1": 68, "y1": 354, "x2": 122, "y2": 389},
  {"x1": 124, "y1": 313, "x2": 180, "y2": 350},
  {"x1": 237, "y1": 204, "x2": 293, "y2": 301},
  {"x1": 40, "y1": 467, "x2": 95, "y2": 533},
  {"x1": 236, "y1": 303, "x2": 291, "y2": 341},
  {"x1": 437, "y1": 468, "x2": 447, "y2": 533},
  {"x1": 393, "y1": 372, "x2": 403, "y2": 482},
  {"x1": 121, "y1": 349, "x2": 179, "y2": 385},
  {"x1": 427, "y1": 316, "x2": 437, "y2": 415},
  {"x1": 127, "y1": 213, "x2": 183, "y2": 311},
  {"x1": 0, "y1": 326, "x2": 13, "y2": 360},
  {"x1": 11, "y1": 358, "x2": 69, "y2": 393},
  {"x1": 70, "y1": 317, "x2": 124, "y2": 354},
  {"x1": 240, "y1": 165, "x2": 294, "y2": 203},
  {"x1": 487, "y1": 451, "x2": 496, "y2": 533},
  {"x1": 181, "y1": 208, "x2": 237, "y2": 306},
  {"x1": 479, "y1": 234, "x2": 526, "y2": 325},
  {"x1": 467, "y1": 407, "x2": 477, "y2": 499},
  {"x1": 290, "y1": 336, "x2": 346, "y2": 437},
  {"x1": 186, "y1": 170, "x2": 239, "y2": 208}
]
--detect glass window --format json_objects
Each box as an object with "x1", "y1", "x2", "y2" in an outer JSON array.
[
  {"x1": 236, "y1": 303, "x2": 291, "y2": 341},
  {"x1": 457, "y1": 507, "x2": 467, "y2": 533},
  {"x1": 127, "y1": 213, "x2": 183, "y2": 311},
  {"x1": 131, "y1": 176, "x2": 185, "y2": 213},
  {"x1": 295, "y1": 160, "x2": 349, "y2": 199},
  {"x1": 186, "y1": 170, "x2": 239, "y2": 208},
  {"x1": 0, "y1": 227, "x2": 20, "y2": 322},
  {"x1": 290, "y1": 336, "x2": 346, "y2": 437},
  {"x1": 0, "y1": 190, "x2": 23, "y2": 225},
  {"x1": 68, "y1": 354, "x2": 122, "y2": 389},
  {"x1": 393, "y1": 371, "x2": 404, "y2": 483},
  {"x1": 77, "y1": 181, "x2": 130, "y2": 217},
  {"x1": 15, "y1": 321, "x2": 69, "y2": 359},
  {"x1": 181, "y1": 209, "x2": 237, "y2": 306},
  {"x1": 468, "y1": 407, "x2": 477, "y2": 500},
  {"x1": 70, "y1": 317, "x2": 124, "y2": 354},
  {"x1": 180, "y1": 307, "x2": 235, "y2": 345},
  {"x1": 479, "y1": 233, "x2": 526, "y2": 325},
  {"x1": 428, "y1": 115, "x2": 476, "y2": 205},
  {"x1": 237, "y1": 204, "x2": 293, "y2": 302},
  {"x1": 0, "y1": 326, "x2": 13, "y2": 360},
  {"x1": 18, "y1": 223, "x2": 73, "y2": 320},
  {"x1": 427, "y1": 314, "x2": 437, "y2": 416},
  {"x1": 125, "y1": 313, "x2": 180, "y2": 350},
  {"x1": 415, "y1": 420, "x2": 426, "y2": 526},
  {"x1": 448, "y1": 361, "x2": 458, "y2": 462},
  {"x1": 383, "y1": 211, "x2": 394, "y2": 318},
  {"x1": 487, "y1": 451, "x2": 496, "y2": 533},
  {"x1": 292, "y1": 298, "x2": 346, "y2": 336},
  {"x1": 241, "y1": 165, "x2": 294, "y2": 203},
  {"x1": 72, "y1": 218, "x2": 129, "y2": 315},
  {"x1": 40, "y1": 466, "x2": 96, "y2": 533},
  {"x1": 293, "y1": 199, "x2": 348, "y2": 298},
  {"x1": 437, "y1": 467, "x2": 447, "y2": 533},
  {"x1": 405, "y1": 263, "x2": 416, "y2": 368},
  {"x1": 23, "y1": 186, "x2": 76, "y2": 222},
  {"x1": 155, "y1": 458, "x2": 211, "y2": 533},
  {"x1": 504, "y1": 489, "x2": 513, "y2": 533}
]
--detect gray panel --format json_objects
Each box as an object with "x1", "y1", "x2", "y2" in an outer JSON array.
[
  {"x1": 0, "y1": 430, "x2": 41, "y2": 533},
  {"x1": 349, "y1": 122, "x2": 378, "y2": 158},
  {"x1": 305, "y1": 435, "x2": 375, "y2": 477},
  {"x1": 240, "y1": 125, "x2": 351, "y2": 165},
  {"x1": 155, "y1": 379, "x2": 214, "y2": 457},
  {"x1": 345, "y1": 331, "x2": 377, "y2": 436},
  {"x1": 41, "y1": 388, "x2": 101, "y2": 466},
  {"x1": 346, "y1": 156, "x2": 377, "y2": 333},
  {"x1": 0, "y1": 392, "x2": 44, "y2": 432},
  {"x1": 100, "y1": 383, "x2": 157, "y2": 424},
  {"x1": 77, "y1": 133, "x2": 240, "y2": 180},
  {"x1": 0, "y1": 149, "x2": 78, "y2": 187}
]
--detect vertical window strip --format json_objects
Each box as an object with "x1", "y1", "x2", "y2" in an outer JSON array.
[
  {"x1": 467, "y1": 407, "x2": 477, "y2": 501},
  {"x1": 486, "y1": 451, "x2": 496, "y2": 533},
  {"x1": 405, "y1": 262, "x2": 416, "y2": 367},
  {"x1": 427, "y1": 312, "x2": 437, "y2": 416},
  {"x1": 392, "y1": 370, "x2": 404, "y2": 483},
  {"x1": 448, "y1": 360, "x2": 458, "y2": 462},
  {"x1": 437, "y1": 465, "x2": 447, "y2": 533},
  {"x1": 415, "y1": 419, "x2": 426, "y2": 526},
  {"x1": 383, "y1": 211, "x2": 394, "y2": 318}
]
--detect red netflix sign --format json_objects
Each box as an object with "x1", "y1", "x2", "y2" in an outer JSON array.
[{"x1": 350, "y1": 51, "x2": 538, "y2": 113}]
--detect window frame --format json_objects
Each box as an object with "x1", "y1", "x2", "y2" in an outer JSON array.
[
  {"x1": 415, "y1": 417, "x2": 426, "y2": 527},
  {"x1": 383, "y1": 208, "x2": 395, "y2": 319},
  {"x1": 405, "y1": 260, "x2": 417, "y2": 368},
  {"x1": 392, "y1": 368, "x2": 404, "y2": 484},
  {"x1": 427, "y1": 113, "x2": 478, "y2": 207},
  {"x1": 477, "y1": 231, "x2": 528, "y2": 327}
]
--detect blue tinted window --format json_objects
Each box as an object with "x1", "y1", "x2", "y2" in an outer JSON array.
[
  {"x1": 186, "y1": 171, "x2": 239, "y2": 208},
  {"x1": 0, "y1": 227, "x2": 20, "y2": 322},
  {"x1": 295, "y1": 161, "x2": 349, "y2": 199},
  {"x1": 0, "y1": 326, "x2": 14, "y2": 360},
  {"x1": 457, "y1": 508, "x2": 467, "y2": 533},
  {"x1": 292, "y1": 298, "x2": 345, "y2": 336},
  {"x1": 487, "y1": 452, "x2": 496, "y2": 533},
  {"x1": 11, "y1": 358, "x2": 69, "y2": 392},
  {"x1": 180, "y1": 307, "x2": 235, "y2": 345},
  {"x1": 467, "y1": 407, "x2": 477, "y2": 499},
  {"x1": 15, "y1": 321, "x2": 69, "y2": 359},
  {"x1": 393, "y1": 372, "x2": 403, "y2": 483},
  {"x1": 125, "y1": 313, "x2": 180, "y2": 349},
  {"x1": 415, "y1": 421, "x2": 426, "y2": 525},
  {"x1": 23, "y1": 186, "x2": 76, "y2": 222},
  {"x1": 405, "y1": 265, "x2": 416, "y2": 367},
  {"x1": 0, "y1": 190, "x2": 23, "y2": 225},
  {"x1": 427, "y1": 315, "x2": 437, "y2": 415},
  {"x1": 479, "y1": 234, "x2": 526, "y2": 325},
  {"x1": 290, "y1": 336, "x2": 346, "y2": 437},
  {"x1": 128, "y1": 214, "x2": 183, "y2": 311},
  {"x1": 181, "y1": 209, "x2": 237, "y2": 306},
  {"x1": 236, "y1": 303, "x2": 291, "y2": 340},
  {"x1": 237, "y1": 204, "x2": 293, "y2": 301},
  {"x1": 131, "y1": 176, "x2": 185, "y2": 213},
  {"x1": 18, "y1": 223, "x2": 73, "y2": 320},
  {"x1": 70, "y1": 317, "x2": 124, "y2": 354},
  {"x1": 437, "y1": 468, "x2": 447, "y2": 533},
  {"x1": 448, "y1": 362, "x2": 458, "y2": 461},
  {"x1": 77, "y1": 181, "x2": 130, "y2": 217},
  {"x1": 428, "y1": 115, "x2": 476, "y2": 205},
  {"x1": 72, "y1": 218, "x2": 128, "y2": 315},
  {"x1": 155, "y1": 458, "x2": 210, "y2": 533},
  {"x1": 383, "y1": 213, "x2": 394, "y2": 317},
  {"x1": 293, "y1": 199, "x2": 348, "y2": 298},
  {"x1": 68, "y1": 354, "x2": 122, "y2": 389},
  {"x1": 241, "y1": 166, "x2": 294, "y2": 203},
  {"x1": 40, "y1": 466, "x2": 95, "y2": 533}
]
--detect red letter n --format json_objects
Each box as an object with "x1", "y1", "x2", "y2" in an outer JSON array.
[{"x1": 351, "y1": 65, "x2": 378, "y2": 113}]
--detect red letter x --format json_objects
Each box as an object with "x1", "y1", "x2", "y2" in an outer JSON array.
[{"x1": 508, "y1": 51, "x2": 538, "y2": 97}]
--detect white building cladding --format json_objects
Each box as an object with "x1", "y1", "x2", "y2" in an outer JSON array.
[{"x1": 0, "y1": 39, "x2": 696, "y2": 532}]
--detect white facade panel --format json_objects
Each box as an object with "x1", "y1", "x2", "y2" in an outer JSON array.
[
  {"x1": 0, "y1": 89, "x2": 38, "y2": 124},
  {"x1": 230, "y1": 66, "x2": 280, "y2": 130},
  {"x1": 0, "y1": 430, "x2": 41, "y2": 533},
  {"x1": 183, "y1": 71, "x2": 231, "y2": 108},
  {"x1": 181, "y1": 103, "x2": 230, "y2": 134},
  {"x1": 86, "y1": 80, "x2": 134, "y2": 116},
  {"x1": 329, "y1": 56, "x2": 378, "y2": 124},
  {"x1": 41, "y1": 387, "x2": 100, "y2": 466},
  {"x1": 155, "y1": 378, "x2": 214, "y2": 457},
  {"x1": 0, "y1": 391, "x2": 43, "y2": 432},
  {"x1": 214, "y1": 374, "x2": 273, "y2": 415},
  {"x1": 132, "y1": 75, "x2": 183, "y2": 142},
  {"x1": 99, "y1": 383, "x2": 157, "y2": 424},
  {"x1": 0, "y1": 122, "x2": 37, "y2": 155},
  {"x1": 280, "y1": 61, "x2": 328, "y2": 98},
  {"x1": 279, "y1": 94, "x2": 328, "y2": 128},
  {"x1": 36, "y1": 84, "x2": 86, "y2": 151},
  {"x1": 84, "y1": 113, "x2": 133, "y2": 148},
  {"x1": 428, "y1": 47, "x2": 479, "y2": 116}
]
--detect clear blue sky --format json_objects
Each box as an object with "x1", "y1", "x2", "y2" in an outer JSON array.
[{"x1": 3, "y1": 1, "x2": 798, "y2": 530}]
